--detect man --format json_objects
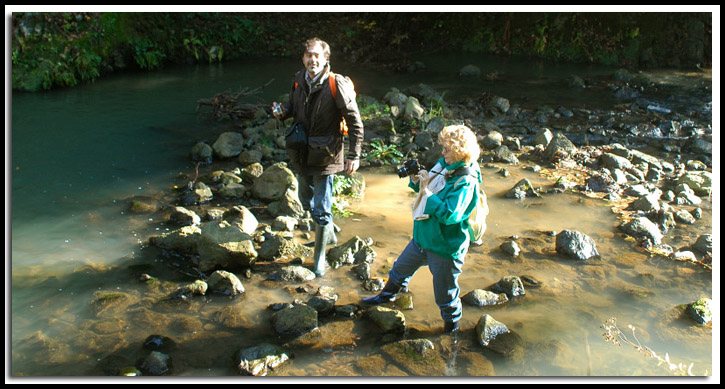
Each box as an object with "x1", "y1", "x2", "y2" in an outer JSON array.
[{"x1": 272, "y1": 38, "x2": 364, "y2": 277}]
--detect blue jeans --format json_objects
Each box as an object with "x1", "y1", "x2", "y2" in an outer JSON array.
[
  {"x1": 297, "y1": 174, "x2": 334, "y2": 226},
  {"x1": 388, "y1": 239, "x2": 466, "y2": 322}
]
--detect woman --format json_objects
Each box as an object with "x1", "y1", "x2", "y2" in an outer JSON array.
[{"x1": 362, "y1": 125, "x2": 482, "y2": 333}]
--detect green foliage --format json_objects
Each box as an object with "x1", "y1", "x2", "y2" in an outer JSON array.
[
  {"x1": 365, "y1": 139, "x2": 403, "y2": 166},
  {"x1": 133, "y1": 38, "x2": 166, "y2": 69},
  {"x1": 10, "y1": 12, "x2": 712, "y2": 92},
  {"x1": 331, "y1": 175, "x2": 363, "y2": 218}
]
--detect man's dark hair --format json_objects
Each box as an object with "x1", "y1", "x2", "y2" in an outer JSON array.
[{"x1": 304, "y1": 38, "x2": 331, "y2": 61}]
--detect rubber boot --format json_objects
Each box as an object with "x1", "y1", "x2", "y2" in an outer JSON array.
[
  {"x1": 305, "y1": 222, "x2": 337, "y2": 247},
  {"x1": 361, "y1": 280, "x2": 402, "y2": 305},
  {"x1": 312, "y1": 223, "x2": 333, "y2": 277},
  {"x1": 443, "y1": 320, "x2": 460, "y2": 334}
]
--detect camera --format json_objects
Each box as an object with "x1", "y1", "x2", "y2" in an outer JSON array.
[
  {"x1": 396, "y1": 159, "x2": 421, "y2": 178},
  {"x1": 273, "y1": 104, "x2": 284, "y2": 116}
]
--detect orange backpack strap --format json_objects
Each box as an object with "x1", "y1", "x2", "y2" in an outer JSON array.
[
  {"x1": 327, "y1": 73, "x2": 348, "y2": 136},
  {"x1": 328, "y1": 73, "x2": 337, "y2": 99}
]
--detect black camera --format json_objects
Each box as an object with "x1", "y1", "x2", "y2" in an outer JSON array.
[{"x1": 396, "y1": 159, "x2": 421, "y2": 178}]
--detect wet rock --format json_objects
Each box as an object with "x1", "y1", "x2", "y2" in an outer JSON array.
[
  {"x1": 213, "y1": 305, "x2": 252, "y2": 329},
  {"x1": 404, "y1": 96, "x2": 425, "y2": 121},
  {"x1": 586, "y1": 173, "x2": 619, "y2": 193},
  {"x1": 212, "y1": 131, "x2": 244, "y2": 158},
  {"x1": 459, "y1": 64, "x2": 481, "y2": 77},
  {"x1": 327, "y1": 236, "x2": 370, "y2": 269},
  {"x1": 620, "y1": 216, "x2": 663, "y2": 245},
  {"x1": 198, "y1": 239, "x2": 258, "y2": 272},
  {"x1": 500, "y1": 240, "x2": 521, "y2": 257},
  {"x1": 223, "y1": 205, "x2": 259, "y2": 234},
  {"x1": 89, "y1": 291, "x2": 133, "y2": 318},
  {"x1": 692, "y1": 234, "x2": 712, "y2": 255},
  {"x1": 236, "y1": 343, "x2": 291, "y2": 376},
  {"x1": 206, "y1": 270, "x2": 245, "y2": 296},
  {"x1": 462, "y1": 289, "x2": 509, "y2": 307},
  {"x1": 627, "y1": 192, "x2": 660, "y2": 213},
  {"x1": 492, "y1": 145, "x2": 519, "y2": 164},
  {"x1": 272, "y1": 216, "x2": 298, "y2": 232},
  {"x1": 143, "y1": 335, "x2": 177, "y2": 353},
  {"x1": 238, "y1": 150, "x2": 263, "y2": 167},
  {"x1": 353, "y1": 245, "x2": 377, "y2": 265},
  {"x1": 180, "y1": 181, "x2": 213, "y2": 206},
  {"x1": 365, "y1": 306, "x2": 406, "y2": 334},
  {"x1": 335, "y1": 304, "x2": 361, "y2": 318},
  {"x1": 190, "y1": 141, "x2": 213, "y2": 164},
  {"x1": 149, "y1": 225, "x2": 201, "y2": 255},
  {"x1": 687, "y1": 297, "x2": 712, "y2": 325},
  {"x1": 481, "y1": 131, "x2": 503, "y2": 150},
  {"x1": 488, "y1": 275, "x2": 525, "y2": 298},
  {"x1": 520, "y1": 274, "x2": 543, "y2": 288},
  {"x1": 674, "y1": 209, "x2": 696, "y2": 225},
  {"x1": 173, "y1": 280, "x2": 208, "y2": 298},
  {"x1": 394, "y1": 293, "x2": 414, "y2": 310},
  {"x1": 506, "y1": 178, "x2": 540, "y2": 199},
  {"x1": 118, "y1": 366, "x2": 142, "y2": 376},
  {"x1": 352, "y1": 262, "x2": 371, "y2": 280},
  {"x1": 475, "y1": 314, "x2": 509, "y2": 347},
  {"x1": 677, "y1": 171, "x2": 712, "y2": 196},
  {"x1": 381, "y1": 338, "x2": 447, "y2": 376},
  {"x1": 127, "y1": 195, "x2": 158, "y2": 214},
  {"x1": 534, "y1": 128, "x2": 553, "y2": 147},
  {"x1": 169, "y1": 206, "x2": 201, "y2": 226},
  {"x1": 272, "y1": 303, "x2": 318, "y2": 337},
  {"x1": 487, "y1": 96, "x2": 510, "y2": 115},
  {"x1": 267, "y1": 265, "x2": 316, "y2": 283},
  {"x1": 258, "y1": 234, "x2": 310, "y2": 261},
  {"x1": 307, "y1": 295, "x2": 337, "y2": 316},
  {"x1": 252, "y1": 162, "x2": 298, "y2": 202},
  {"x1": 139, "y1": 350, "x2": 171, "y2": 376},
  {"x1": 601, "y1": 152, "x2": 633, "y2": 171},
  {"x1": 555, "y1": 230, "x2": 599, "y2": 261},
  {"x1": 544, "y1": 133, "x2": 577, "y2": 161}
]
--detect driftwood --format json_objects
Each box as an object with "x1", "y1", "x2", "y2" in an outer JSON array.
[{"x1": 196, "y1": 79, "x2": 275, "y2": 120}]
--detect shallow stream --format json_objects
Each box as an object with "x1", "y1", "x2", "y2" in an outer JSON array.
[{"x1": 9, "y1": 53, "x2": 714, "y2": 378}]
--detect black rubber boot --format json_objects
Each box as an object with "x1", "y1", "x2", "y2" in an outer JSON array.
[
  {"x1": 305, "y1": 222, "x2": 338, "y2": 247},
  {"x1": 312, "y1": 223, "x2": 333, "y2": 277},
  {"x1": 361, "y1": 280, "x2": 402, "y2": 304},
  {"x1": 443, "y1": 320, "x2": 460, "y2": 333}
]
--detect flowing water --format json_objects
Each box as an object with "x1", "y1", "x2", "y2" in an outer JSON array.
[{"x1": 9, "y1": 53, "x2": 714, "y2": 379}]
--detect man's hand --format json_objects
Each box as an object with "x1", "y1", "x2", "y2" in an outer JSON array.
[
  {"x1": 272, "y1": 102, "x2": 284, "y2": 119},
  {"x1": 345, "y1": 158, "x2": 360, "y2": 175}
]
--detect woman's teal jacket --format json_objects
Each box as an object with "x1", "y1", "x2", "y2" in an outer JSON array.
[{"x1": 408, "y1": 158, "x2": 481, "y2": 259}]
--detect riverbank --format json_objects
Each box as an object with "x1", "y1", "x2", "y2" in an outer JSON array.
[{"x1": 10, "y1": 11, "x2": 713, "y2": 92}]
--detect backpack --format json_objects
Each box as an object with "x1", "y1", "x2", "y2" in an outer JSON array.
[
  {"x1": 452, "y1": 166, "x2": 489, "y2": 245},
  {"x1": 293, "y1": 72, "x2": 354, "y2": 136}
]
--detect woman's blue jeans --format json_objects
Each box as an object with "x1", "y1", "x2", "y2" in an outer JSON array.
[
  {"x1": 388, "y1": 239, "x2": 466, "y2": 323},
  {"x1": 297, "y1": 174, "x2": 334, "y2": 226}
]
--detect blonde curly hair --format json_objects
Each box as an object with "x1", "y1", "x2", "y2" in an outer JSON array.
[{"x1": 438, "y1": 125, "x2": 480, "y2": 163}]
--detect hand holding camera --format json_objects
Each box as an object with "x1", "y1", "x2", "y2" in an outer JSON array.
[{"x1": 272, "y1": 102, "x2": 285, "y2": 119}]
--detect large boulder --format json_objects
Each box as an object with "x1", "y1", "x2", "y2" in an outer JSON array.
[
  {"x1": 212, "y1": 132, "x2": 245, "y2": 158},
  {"x1": 252, "y1": 162, "x2": 298, "y2": 202}
]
